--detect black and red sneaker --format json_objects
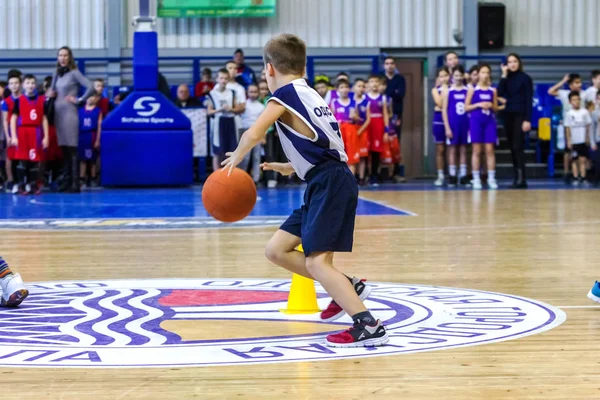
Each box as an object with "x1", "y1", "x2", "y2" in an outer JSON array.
[
  {"x1": 320, "y1": 277, "x2": 371, "y2": 322},
  {"x1": 326, "y1": 319, "x2": 389, "y2": 348}
]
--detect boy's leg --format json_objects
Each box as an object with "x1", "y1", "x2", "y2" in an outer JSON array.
[
  {"x1": 571, "y1": 155, "x2": 579, "y2": 179},
  {"x1": 580, "y1": 157, "x2": 587, "y2": 180},
  {"x1": 5, "y1": 158, "x2": 13, "y2": 184},
  {"x1": 265, "y1": 229, "x2": 312, "y2": 279},
  {"x1": 28, "y1": 161, "x2": 40, "y2": 194},
  {"x1": 306, "y1": 251, "x2": 366, "y2": 317},
  {"x1": 447, "y1": 145, "x2": 457, "y2": 185}
]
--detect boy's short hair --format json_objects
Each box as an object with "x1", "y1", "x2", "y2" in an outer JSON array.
[
  {"x1": 0, "y1": 80, "x2": 6, "y2": 88},
  {"x1": 314, "y1": 78, "x2": 328, "y2": 86},
  {"x1": 568, "y1": 91, "x2": 580, "y2": 101},
  {"x1": 8, "y1": 75, "x2": 22, "y2": 83},
  {"x1": 263, "y1": 33, "x2": 306, "y2": 76},
  {"x1": 93, "y1": 78, "x2": 104, "y2": 84},
  {"x1": 468, "y1": 64, "x2": 479, "y2": 74},
  {"x1": 22, "y1": 74, "x2": 36, "y2": 82},
  {"x1": 337, "y1": 71, "x2": 349, "y2": 78},
  {"x1": 7, "y1": 69, "x2": 21, "y2": 79},
  {"x1": 591, "y1": 70, "x2": 600, "y2": 79},
  {"x1": 259, "y1": 79, "x2": 268, "y2": 86},
  {"x1": 368, "y1": 73, "x2": 381, "y2": 81},
  {"x1": 568, "y1": 73, "x2": 582, "y2": 85},
  {"x1": 384, "y1": 56, "x2": 395, "y2": 64},
  {"x1": 354, "y1": 78, "x2": 365, "y2": 84},
  {"x1": 336, "y1": 78, "x2": 350, "y2": 89},
  {"x1": 247, "y1": 83, "x2": 258, "y2": 90},
  {"x1": 202, "y1": 67, "x2": 212, "y2": 76},
  {"x1": 217, "y1": 68, "x2": 230, "y2": 77},
  {"x1": 225, "y1": 60, "x2": 237, "y2": 68}
]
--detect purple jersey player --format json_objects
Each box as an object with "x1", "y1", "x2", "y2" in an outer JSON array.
[
  {"x1": 465, "y1": 63, "x2": 498, "y2": 190},
  {"x1": 442, "y1": 66, "x2": 470, "y2": 187},
  {"x1": 431, "y1": 67, "x2": 449, "y2": 186}
]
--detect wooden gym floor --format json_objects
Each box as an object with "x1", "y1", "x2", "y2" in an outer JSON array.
[{"x1": 0, "y1": 183, "x2": 598, "y2": 399}]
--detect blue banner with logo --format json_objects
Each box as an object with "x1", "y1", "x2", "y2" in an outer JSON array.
[{"x1": 102, "y1": 92, "x2": 191, "y2": 131}]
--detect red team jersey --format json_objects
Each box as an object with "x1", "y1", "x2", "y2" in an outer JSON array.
[
  {"x1": 332, "y1": 98, "x2": 360, "y2": 165},
  {"x1": 366, "y1": 93, "x2": 386, "y2": 153},
  {"x1": 15, "y1": 94, "x2": 45, "y2": 162},
  {"x1": 97, "y1": 97, "x2": 109, "y2": 117}
]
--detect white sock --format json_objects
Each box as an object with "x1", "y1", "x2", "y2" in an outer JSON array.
[
  {"x1": 449, "y1": 165, "x2": 457, "y2": 177},
  {"x1": 437, "y1": 170, "x2": 444, "y2": 179},
  {"x1": 488, "y1": 170, "x2": 496, "y2": 181},
  {"x1": 473, "y1": 170, "x2": 481, "y2": 181},
  {"x1": 459, "y1": 164, "x2": 467, "y2": 178}
]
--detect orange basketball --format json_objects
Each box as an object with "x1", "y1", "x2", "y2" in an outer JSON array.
[{"x1": 202, "y1": 168, "x2": 257, "y2": 222}]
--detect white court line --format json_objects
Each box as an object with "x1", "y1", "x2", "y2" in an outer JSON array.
[
  {"x1": 4, "y1": 218, "x2": 600, "y2": 236},
  {"x1": 558, "y1": 305, "x2": 600, "y2": 309},
  {"x1": 358, "y1": 196, "x2": 418, "y2": 216}
]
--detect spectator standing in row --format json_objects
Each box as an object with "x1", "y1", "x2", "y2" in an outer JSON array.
[
  {"x1": 2, "y1": 72, "x2": 22, "y2": 193},
  {"x1": 384, "y1": 57, "x2": 406, "y2": 182},
  {"x1": 549, "y1": 73, "x2": 583, "y2": 183},
  {"x1": 48, "y1": 46, "x2": 94, "y2": 193},
  {"x1": 225, "y1": 60, "x2": 247, "y2": 140},
  {"x1": 564, "y1": 91, "x2": 595, "y2": 184},
  {"x1": 239, "y1": 83, "x2": 265, "y2": 184},
  {"x1": 0, "y1": 81, "x2": 5, "y2": 188},
  {"x1": 498, "y1": 53, "x2": 533, "y2": 189},
  {"x1": 259, "y1": 80, "x2": 282, "y2": 188},
  {"x1": 194, "y1": 68, "x2": 215, "y2": 99},
  {"x1": 233, "y1": 49, "x2": 257, "y2": 89},
  {"x1": 207, "y1": 68, "x2": 240, "y2": 173}
]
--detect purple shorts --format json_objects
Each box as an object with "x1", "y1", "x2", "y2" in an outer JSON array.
[
  {"x1": 469, "y1": 117, "x2": 497, "y2": 144},
  {"x1": 446, "y1": 117, "x2": 469, "y2": 146},
  {"x1": 432, "y1": 112, "x2": 445, "y2": 143}
]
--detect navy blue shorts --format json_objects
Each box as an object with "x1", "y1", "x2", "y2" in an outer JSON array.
[
  {"x1": 279, "y1": 160, "x2": 358, "y2": 257},
  {"x1": 212, "y1": 116, "x2": 237, "y2": 157},
  {"x1": 78, "y1": 131, "x2": 96, "y2": 161}
]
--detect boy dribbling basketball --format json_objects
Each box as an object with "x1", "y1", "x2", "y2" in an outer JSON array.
[{"x1": 222, "y1": 34, "x2": 388, "y2": 347}]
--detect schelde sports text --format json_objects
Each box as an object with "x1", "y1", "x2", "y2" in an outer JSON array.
[{"x1": 121, "y1": 117, "x2": 175, "y2": 124}]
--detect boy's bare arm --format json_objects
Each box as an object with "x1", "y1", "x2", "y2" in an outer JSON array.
[{"x1": 222, "y1": 101, "x2": 286, "y2": 173}]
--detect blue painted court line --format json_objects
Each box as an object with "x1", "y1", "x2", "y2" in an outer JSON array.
[{"x1": 0, "y1": 187, "x2": 409, "y2": 221}]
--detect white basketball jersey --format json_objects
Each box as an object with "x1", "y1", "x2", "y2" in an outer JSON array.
[{"x1": 268, "y1": 79, "x2": 348, "y2": 180}]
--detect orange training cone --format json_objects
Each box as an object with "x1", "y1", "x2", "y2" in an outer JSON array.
[{"x1": 279, "y1": 244, "x2": 321, "y2": 314}]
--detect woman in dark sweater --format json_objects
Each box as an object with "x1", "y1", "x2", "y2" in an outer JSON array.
[{"x1": 498, "y1": 53, "x2": 533, "y2": 188}]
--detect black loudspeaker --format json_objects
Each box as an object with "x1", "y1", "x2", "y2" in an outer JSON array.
[{"x1": 478, "y1": 3, "x2": 505, "y2": 49}]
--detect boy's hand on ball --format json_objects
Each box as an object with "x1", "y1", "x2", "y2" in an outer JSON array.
[
  {"x1": 221, "y1": 151, "x2": 243, "y2": 176},
  {"x1": 261, "y1": 162, "x2": 294, "y2": 176}
]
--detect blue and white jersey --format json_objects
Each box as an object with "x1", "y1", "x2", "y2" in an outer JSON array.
[{"x1": 268, "y1": 79, "x2": 348, "y2": 180}]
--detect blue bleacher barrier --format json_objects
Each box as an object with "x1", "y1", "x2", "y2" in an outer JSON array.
[{"x1": 101, "y1": 30, "x2": 193, "y2": 187}]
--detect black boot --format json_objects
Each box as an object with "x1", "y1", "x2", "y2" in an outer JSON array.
[
  {"x1": 514, "y1": 168, "x2": 528, "y2": 189},
  {"x1": 58, "y1": 147, "x2": 71, "y2": 192},
  {"x1": 511, "y1": 167, "x2": 519, "y2": 187},
  {"x1": 67, "y1": 148, "x2": 80, "y2": 193}
]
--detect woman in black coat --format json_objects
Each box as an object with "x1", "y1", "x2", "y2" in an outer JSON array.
[{"x1": 498, "y1": 53, "x2": 534, "y2": 188}]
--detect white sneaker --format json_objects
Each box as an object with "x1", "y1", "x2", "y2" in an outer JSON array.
[
  {"x1": 267, "y1": 180, "x2": 278, "y2": 188},
  {"x1": 0, "y1": 273, "x2": 28, "y2": 307},
  {"x1": 488, "y1": 179, "x2": 498, "y2": 190},
  {"x1": 11, "y1": 184, "x2": 19, "y2": 195},
  {"x1": 472, "y1": 180, "x2": 483, "y2": 190},
  {"x1": 434, "y1": 177, "x2": 444, "y2": 186}
]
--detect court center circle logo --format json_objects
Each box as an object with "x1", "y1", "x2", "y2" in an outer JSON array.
[{"x1": 0, "y1": 279, "x2": 565, "y2": 368}]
